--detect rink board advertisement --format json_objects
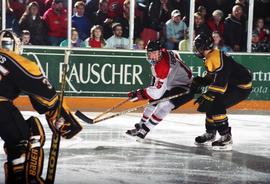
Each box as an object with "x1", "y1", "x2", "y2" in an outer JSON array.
[{"x1": 23, "y1": 48, "x2": 270, "y2": 100}]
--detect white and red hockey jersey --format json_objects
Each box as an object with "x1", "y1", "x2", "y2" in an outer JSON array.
[{"x1": 143, "y1": 48, "x2": 193, "y2": 100}]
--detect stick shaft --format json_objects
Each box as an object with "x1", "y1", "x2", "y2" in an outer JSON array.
[
  {"x1": 94, "y1": 98, "x2": 129, "y2": 120},
  {"x1": 46, "y1": 50, "x2": 70, "y2": 184},
  {"x1": 93, "y1": 90, "x2": 190, "y2": 123}
]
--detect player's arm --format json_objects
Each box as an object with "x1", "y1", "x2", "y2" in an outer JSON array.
[
  {"x1": 195, "y1": 52, "x2": 232, "y2": 112},
  {"x1": 128, "y1": 64, "x2": 169, "y2": 102},
  {"x1": 5, "y1": 54, "x2": 81, "y2": 138}
]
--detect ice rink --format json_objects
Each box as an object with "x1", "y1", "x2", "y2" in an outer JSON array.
[{"x1": 0, "y1": 111, "x2": 270, "y2": 184}]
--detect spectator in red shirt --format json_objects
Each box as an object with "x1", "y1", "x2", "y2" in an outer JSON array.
[
  {"x1": 207, "y1": 9, "x2": 224, "y2": 36},
  {"x1": 108, "y1": 0, "x2": 125, "y2": 19},
  {"x1": 43, "y1": 0, "x2": 67, "y2": 46},
  {"x1": 254, "y1": 18, "x2": 270, "y2": 42},
  {"x1": 9, "y1": 0, "x2": 27, "y2": 20},
  {"x1": 85, "y1": 25, "x2": 107, "y2": 48}
]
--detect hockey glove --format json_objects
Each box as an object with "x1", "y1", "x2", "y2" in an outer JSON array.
[
  {"x1": 45, "y1": 100, "x2": 82, "y2": 139},
  {"x1": 194, "y1": 91, "x2": 216, "y2": 112},
  {"x1": 190, "y1": 76, "x2": 211, "y2": 93},
  {"x1": 128, "y1": 89, "x2": 147, "y2": 102}
]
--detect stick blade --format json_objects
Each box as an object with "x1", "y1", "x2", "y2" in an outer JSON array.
[{"x1": 75, "y1": 111, "x2": 94, "y2": 124}]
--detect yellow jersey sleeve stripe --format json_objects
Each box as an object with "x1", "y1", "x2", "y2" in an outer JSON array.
[
  {"x1": 33, "y1": 94, "x2": 59, "y2": 108},
  {"x1": 208, "y1": 84, "x2": 228, "y2": 94},
  {"x1": 237, "y1": 82, "x2": 252, "y2": 89}
]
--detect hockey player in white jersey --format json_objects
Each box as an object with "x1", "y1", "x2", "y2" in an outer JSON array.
[{"x1": 126, "y1": 40, "x2": 195, "y2": 139}]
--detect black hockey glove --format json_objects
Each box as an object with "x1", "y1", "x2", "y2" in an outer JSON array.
[
  {"x1": 128, "y1": 89, "x2": 147, "y2": 102},
  {"x1": 190, "y1": 76, "x2": 211, "y2": 93},
  {"x1": 194, "y1": 91, "x2": 216, "y2": 112}
]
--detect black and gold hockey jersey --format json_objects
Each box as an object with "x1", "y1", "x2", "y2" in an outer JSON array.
[
  {"x1": 204, "y1": 49, "x2": 252, "y2": 94},
  {"x1": 0, "y1": 48, "x2": 59, "y2": 113}
]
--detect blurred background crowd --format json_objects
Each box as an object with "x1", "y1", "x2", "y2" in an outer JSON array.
[{"x1": 1, "y1": 0, "x2": 270, "y2": 52}]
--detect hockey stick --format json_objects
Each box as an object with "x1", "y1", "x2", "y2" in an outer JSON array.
[
  {"x1": 45, "y1": 50, "x2": 70, "y2": 184},
  {"x1": 75, "y1": 90, "x2": 190, "y2": 124},
  {"x1": 93, "y1": 98, "x2": 130, "y2": 120}
]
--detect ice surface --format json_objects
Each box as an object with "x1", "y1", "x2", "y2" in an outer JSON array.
[{"x1": 1, "y1": 111, "x2": 270, "y2": 184}]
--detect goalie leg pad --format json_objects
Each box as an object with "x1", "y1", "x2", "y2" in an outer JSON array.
[
  {"x1": 4, "y1": 141, "x2": 27, "y2": 184},
  {"x1": 25, "y1": 116, "x2": 45, "y2": 184},
  {"x1": 46, "y1": 101, "x2": 83, "y2": 139}
]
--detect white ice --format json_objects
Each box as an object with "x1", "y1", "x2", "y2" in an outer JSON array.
[{"x1": 0, "y1": 111, "x2": 270, "y2": 184}]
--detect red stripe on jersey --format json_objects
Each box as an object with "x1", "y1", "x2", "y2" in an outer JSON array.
[
  {"x1": 154, "y1": 50, "x2": 170, "y2": 80},
  {"x1": 143, "y1": 88, "x2": 154, "y2": 100}
]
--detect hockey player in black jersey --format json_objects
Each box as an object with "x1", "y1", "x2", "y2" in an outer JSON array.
[
  {"x1": 0, "y1": 30, "x2": 82, "y2": 183},
  {"x1": 192, "y1": 33, "x2": 252, "y2": 151}
]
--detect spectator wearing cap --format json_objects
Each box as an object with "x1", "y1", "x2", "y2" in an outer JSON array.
[
  {"x1": 43, "y1": 0, "x2": 67, "y2": 46},
  {"x1": 165, "y1": 9, "x2": 187, "y2": 50},
  {"x1": 207, "y1": 9, "x2": 224, "y2": 36},
  {"x1": 72, "y1": 1, "x2": 92, "y2": 40},
  {"x1": 105, "y1": 22, "x2": 129, "y2": 49}
]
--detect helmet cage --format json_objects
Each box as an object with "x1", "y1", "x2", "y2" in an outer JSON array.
[{"x1": 0, "y1": 30, "x2": 22, "y2": 54}]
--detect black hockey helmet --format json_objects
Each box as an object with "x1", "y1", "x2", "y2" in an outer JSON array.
[
  {"x1": 146, "y1": 40, "x2": 161, "y2": 52},
  {"x1": 193, "y1": 33, "x2": 213, "y2": 58}
]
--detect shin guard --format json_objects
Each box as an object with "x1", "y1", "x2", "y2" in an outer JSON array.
[{"x1": 25, "y1": 116, "x2": 45, "y2": 184}]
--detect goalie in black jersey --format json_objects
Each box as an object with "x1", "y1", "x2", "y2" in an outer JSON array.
[
  {"x1": 0, "y1": 30, "x2": 82, "y2": 183},
  {"x1": 192, "y1": 33, "x2": 252, "y2": 151}
]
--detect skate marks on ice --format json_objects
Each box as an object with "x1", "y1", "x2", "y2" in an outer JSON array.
[{"x1": 1, "y1": 112, "x2": 270, "y2": 183}]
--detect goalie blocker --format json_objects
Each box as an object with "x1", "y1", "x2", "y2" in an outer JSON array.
[{"x1": 45, "y1": 100, "x2": 82, "y2": 139}]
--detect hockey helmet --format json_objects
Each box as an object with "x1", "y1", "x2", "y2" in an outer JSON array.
[
  {"x1": 146, "y1": 40, "x2": 161, "y2": 52},
  {"x1": 193, "y1": 33, "x2": 213, "y2": 58},
  {"x1": 0, "y1": 30, "x2": 22, "y2": 54},
  {"x1": 146, "y1": 40, "x2": 162, "y2": 65}
]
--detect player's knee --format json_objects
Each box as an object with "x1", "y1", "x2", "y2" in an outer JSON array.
[{"x1": 27, "y1": 116, "x2": 45, "y2": 148}]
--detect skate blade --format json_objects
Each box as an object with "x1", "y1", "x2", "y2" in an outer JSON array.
[
  {"x1": 124, "y1": 132, "x2": 139, "y2": 141},
  {"x1": 212, "y1": 144, "x2": 232, "y2": 151},
  {"x1": 194, "y1": 141, "x2": 213, "y2": 147}
]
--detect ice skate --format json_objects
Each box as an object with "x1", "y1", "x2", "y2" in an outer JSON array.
[
  {"x1": 194, "y1": 131, "x2": 216, "y2": 146},
  {"x1": 212, "y1": 131, "x2": 233, "y2": 151},
  {"x1": 125, "y1": 123, "x2": 141, "y2": 137},
  {"x1": 136, "y1": 124, "x2": 150, "y2": 139}
]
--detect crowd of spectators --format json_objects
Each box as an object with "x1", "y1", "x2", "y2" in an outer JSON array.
[{"x1": 1, "y1": 0, "x2": 270, "y2": 52}]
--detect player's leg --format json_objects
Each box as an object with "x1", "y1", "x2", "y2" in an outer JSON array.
[
  {"x1": 0, "y1": 102, "x2": 30, "y2": 184},
  {"x1": 194, "y1": 115, "x2": 217, "y2": 146},
  {"x1": 126, "y1": 104, "x2": 157, "y2": 136},
  {"x1": 25, "y1": 116, "x2": 45, "y2": 184},
  {"x1": 137, "y1": 87, "x2": 194, "y2": 139},
  {"x1": 137, "y1": 100, "x2": 175, "y2": 139},
  {"x1": 211, "y1": 86, "x2": 251, "y2": 151}
]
